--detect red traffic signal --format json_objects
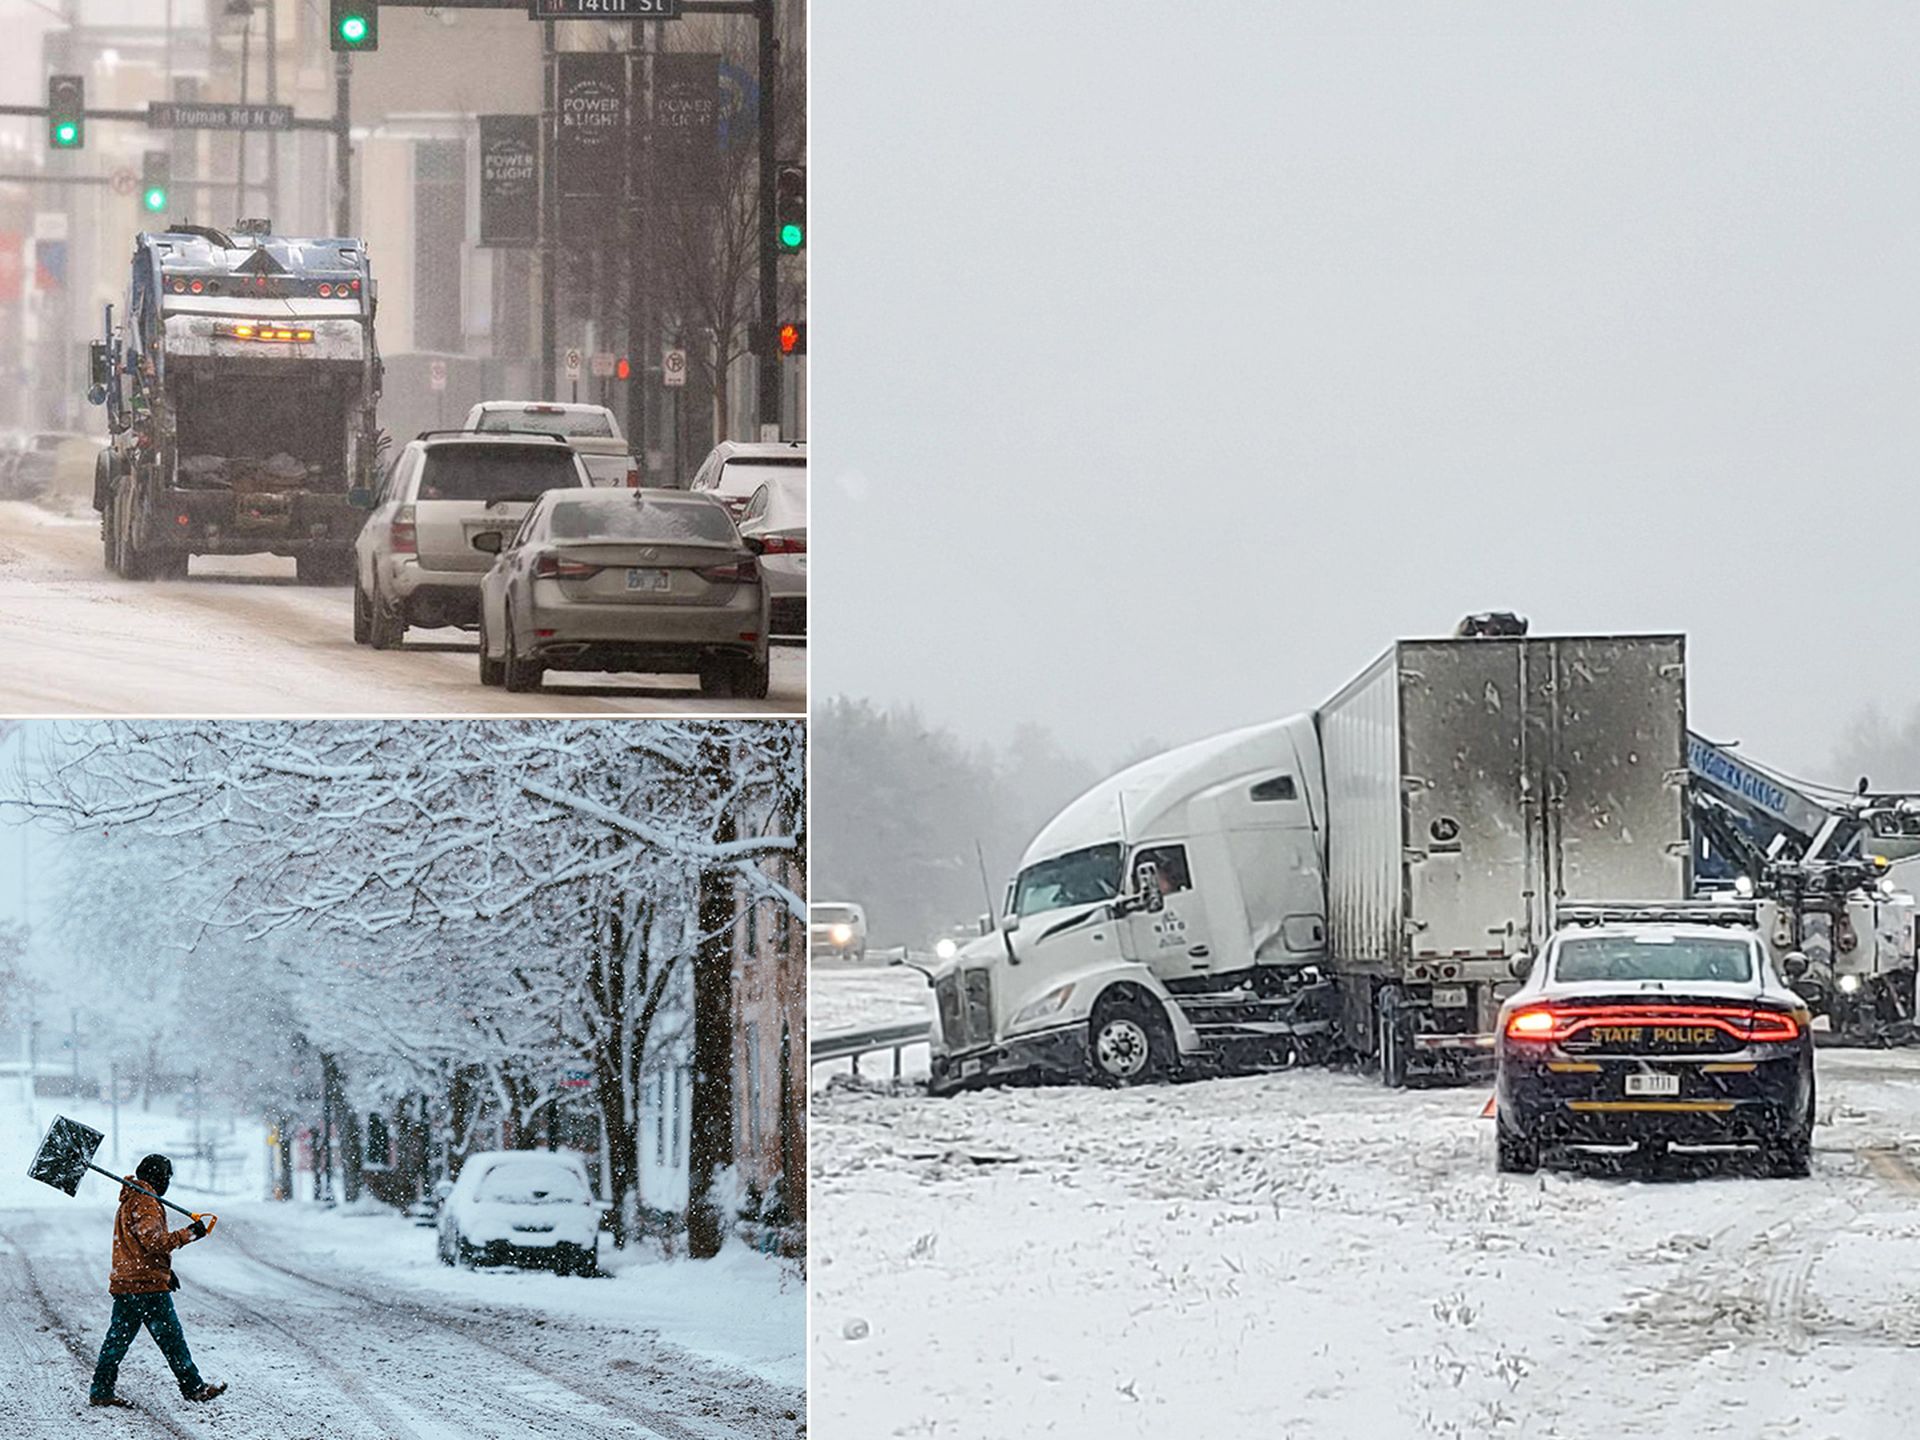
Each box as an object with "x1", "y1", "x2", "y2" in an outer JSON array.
[
  {"x1": 777, "y1": 322, "x2": 805, "y2": 357},
  {"x1": 615, "y1": 357, "x2": 631, "y2": 381}
]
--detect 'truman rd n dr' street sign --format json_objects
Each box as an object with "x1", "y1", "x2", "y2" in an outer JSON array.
[{"x1": 149, "y1": 101, "x2": 294, "y2": 131}]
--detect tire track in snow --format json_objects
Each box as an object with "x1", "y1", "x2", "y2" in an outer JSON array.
[{"x1": 216, "y1": 1223, "x2": 770, "y2": 1440}]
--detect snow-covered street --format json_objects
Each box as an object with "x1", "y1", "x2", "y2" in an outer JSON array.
[
  {"x1": 0, "y1": 1195, "x2": 804, "y2": 1439},
  {"x1": 810, "y1": 967, "x2": 1920, "y2": 1439},
  {"x1": 0, "y1": 499, "x2": 804, "y2": 715}
]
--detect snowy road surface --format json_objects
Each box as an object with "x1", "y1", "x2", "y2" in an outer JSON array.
[
  {"x1": 811, "y1": 966, "x2": 1920, "y2": 1438},
  {"x1": 0, "y1": 1197, "x2": 805, "y2": 1439},
  {"x1": 0, "y1": 499, "x2": 804, "y2": 715}
]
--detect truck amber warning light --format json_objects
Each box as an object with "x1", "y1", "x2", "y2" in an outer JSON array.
[{"x1": 222, "y1": 323, "x2": 315, "y2": 343}]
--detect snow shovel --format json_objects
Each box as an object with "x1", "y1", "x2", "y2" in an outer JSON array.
[{"x1": 26, "y1": 1116, "x2": 218, "y2": 1233}]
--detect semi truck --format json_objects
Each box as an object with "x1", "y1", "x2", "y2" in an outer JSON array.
[
  {"x1": 926, "y1": 627, "x2": 1692, "y2": 1095},
  {"x1": 88, "y1": 221, "x2": 381, "y2": 583}
]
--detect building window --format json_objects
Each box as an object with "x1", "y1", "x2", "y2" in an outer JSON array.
[
  {"x1": 413, "y1": 139, "x2": 466, "y2": 353},
  {"x1": 746, "y1": 1021, "x2": 763, "y2": 1149},
  {"x1": 671, "y1": 1067, "x2": 684, "y2": 1168}
]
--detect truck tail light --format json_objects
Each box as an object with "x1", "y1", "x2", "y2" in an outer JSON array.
[
  {"x1": 625, "y1": 468, "x2": 641, "y2": 488},
  {"x1": 390, "y1": 504, "x2": 416, "y2": 555},
  {"x1": 696, "y1": 557, "x2": 759, "y2": 584},
  {"x1": 533, "y1": 554, "x2": 601, "y2": 580}
]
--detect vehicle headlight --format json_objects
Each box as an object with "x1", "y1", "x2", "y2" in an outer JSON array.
[
  {"x1": 830, "y1": 923, "x2": 852, "y2": 945},
  {"x1": 1012, "y1": 984, "x2": 1075, "y2": 1028},
  {"x1": 1837, "y1": 973, "x2": 1862, "y2": 994},
  {"x1": 934, "y1": 938, "x2": 958, "y2": 961}
]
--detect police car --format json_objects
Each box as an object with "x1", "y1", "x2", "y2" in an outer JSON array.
[{"x1": 1495, "y1": 903, "x2": 1814, "y2": 1177}]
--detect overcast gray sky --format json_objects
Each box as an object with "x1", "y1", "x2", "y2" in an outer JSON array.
[{"x1": 812, "y1": 2, "x2": 1920, "y2": 780}]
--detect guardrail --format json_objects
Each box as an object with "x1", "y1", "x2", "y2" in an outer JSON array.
[{"x1": 810, "y1": 1020, "x2": 933, "y2": 1079}]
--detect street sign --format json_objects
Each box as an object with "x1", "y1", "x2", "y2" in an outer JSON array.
[
  {"x1": 590, "y1": 351, "x2": 615, "y2": 378},
  {"x1": 149, "y1": 101, "x2": 295, "y2": 132},
  {"x1": 531, "y1": 0, "x2": 681, "y2": 17},
  {"x1": 110, "y1": 169, "x2": 137, "y2": 197},
  {"x1": 478, "y1": 115, "x2": 539, "y2": 248},
  {"x1": 661, "y1": 347, "x2": 686, "y2": 388},
  {"x1": 428, "y1": 358, "x2": 448, "y2": 393},
  {"x1": 558, "y1": 1067, "x2": 592, "y2": 1089},
  {"x1": 564, "y1": 348, "x2": 583, "y2": 381}
]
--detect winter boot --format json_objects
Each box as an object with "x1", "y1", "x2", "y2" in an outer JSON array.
[
  {"x1": 184, "y1": 1383, "x2": 227, "y2": 1403},
  {"x1": 88, "y1": 1396, "x2": 134, "y2": 1408}
]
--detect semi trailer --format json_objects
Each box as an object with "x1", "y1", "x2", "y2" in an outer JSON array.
[
  {"x1": 88, "y1": 221, "x2": 381, "y2": 583},
  {"x1": 925, "y1": 627, "x2": 1692, "y2": 1095}
]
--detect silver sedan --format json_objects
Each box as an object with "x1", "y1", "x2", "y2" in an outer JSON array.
[{"x1": 473, "y1": 489, "x2": 771, "y2": 698}]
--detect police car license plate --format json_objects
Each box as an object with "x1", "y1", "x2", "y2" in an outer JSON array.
[
  {"x1": 1625, "y1": 1072, "x2": 1679, "y2": 1097},
  {"x1": 1431, "y1": 985, "x2": 1467, "y2": 1008},
  {"x1": 626, "y1": 568, "x2": 670, "y2": 592}
]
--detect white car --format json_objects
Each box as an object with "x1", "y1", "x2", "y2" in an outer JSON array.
[
  {"x1": 436, "y1": 1149, "x2": 605, "y2": 1276},
  {"x1": 688, "y1": 438, "x2": 805, "y2": 520},
  {"x1": 811, "y1": 902, "x2": 868, "y2": 964},
  {"x1": 465, "y1": 401, "x2": 635, "y2": 485},
  {"x1": 737, "y1": 471, "x2": 805, "y2": 638}
]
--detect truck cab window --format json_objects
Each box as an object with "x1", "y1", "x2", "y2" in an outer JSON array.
[
  {"x1": 1011, "y1": 843, "x2": 1123, "y2": 917},
  {"x1": 1131, "y1": 845, "x2": 1192, "y2": 895},
  {"x1": 1250, "y1": 775, "x2": 1297, "y2": 802}
]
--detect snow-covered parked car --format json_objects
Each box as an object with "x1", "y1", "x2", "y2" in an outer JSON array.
[{"x1": 437, "y1": 1149, "x2": 606, "y2": 1276}]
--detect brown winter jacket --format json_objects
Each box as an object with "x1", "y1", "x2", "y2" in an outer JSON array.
[{"x1": 109, "y1": 1178, "x2": 197, "y2": 1295}]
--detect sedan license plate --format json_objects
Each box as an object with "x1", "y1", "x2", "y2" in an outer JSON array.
[
  {"x1": 1431, "y1": 985, "x2": 1468, "y2": 1008},
  {"x1": 1625, "y1": 1072, "x2": 1679, "y2": 1097},
  {"x1": 626, "y1": 567, "x2": 671, "y2": 592}
]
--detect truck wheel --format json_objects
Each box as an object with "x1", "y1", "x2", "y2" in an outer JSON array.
[
  {"x1": 102, "y1": 509, "x2": 120, "y2": 574},
  {"x1": 351, "y1": 574, "x2": 372, "y2": 645},
  {"x1": 296, "y1": 551, "x2": 351, "y2": 585},
  {"x1": 1089, "y1": 994, "x2": 1172, "y2": 1086},
  {"x1": 502, "y1": 608, "x2": 544, "y2": 693},
  {"x1": 367, "y1": 582, "x2": 406, "y2": 650},
  {"x1": 1377, "y1": 988, "x2": 1409, "y2": 1089},
  {"x1": 476, "y1": 611, "x2": 505, "y2": 687},
  {"x1": 1496, "y1": 1124, "x2": 1540, "y2": 1174}
]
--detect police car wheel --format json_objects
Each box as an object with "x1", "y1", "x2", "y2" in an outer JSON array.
[{"x1": 1496, "y1": 1126, "x2": 1540, "y2": 1174}]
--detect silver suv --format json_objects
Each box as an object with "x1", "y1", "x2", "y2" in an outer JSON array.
[{"x1": 352, "y1": 432, "x2": 591, "y2": 649}]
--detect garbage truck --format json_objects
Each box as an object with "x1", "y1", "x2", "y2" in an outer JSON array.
[
  {"x1": 88, "y1": 221, "x2": 381, "y2": 582},
  {"x1": 925, "y1": 625, "x2": 1692, "y2": 1094}
]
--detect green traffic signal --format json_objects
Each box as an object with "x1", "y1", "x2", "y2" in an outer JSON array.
[
  {"x1": 52, "y1": 122, "x2": 79, "y2": 148},
  {"x1": 143, "y1": 187, "x2": 168, "y2": 213},
  {"x1": 779, "y1": 221, "x2": 804, "y2": 250},
  {"x1": 339, "y1": 15, "x2": 367, "y2": 43}
]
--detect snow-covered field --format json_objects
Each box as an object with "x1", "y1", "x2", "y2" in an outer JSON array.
[
  {"x1": 2, "y1": 1091, "x2": 805, "y2": 1438},
  {"x1": 809, "y1": 967, "x2": 1920, "y2": 1438},
  {"x1": 0, "y1": 495, "x2": 805, "y2": 715}
]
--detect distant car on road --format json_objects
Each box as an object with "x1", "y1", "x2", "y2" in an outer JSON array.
[
  {"x1": 1495, "y1": 904, "x2": 1815, "y2": 1177},
  {"x1": 464, "y1": 401, "x2": 635, "y2": 487},
  {"x1": 437, "y1": 1149, "x2": 605, "y2": 1277},
  {"x1": 352, "y1": 432, "x2": 592, "y2": 649},
  {"x1": 736, "y1": 471, "x2": 805, "y2": 638},
  {"x1": 473, "y1": 487, "x2": 770, "y2": 697},
  {"x1": 5, "y1": 430, "x2": 91, "y2": 501},
  {"x1": 811, "y1": 903, "x2": 869, "y2": 964},
  {"x1": 688, "y1": 438, "x2": 804, "y2": 520}
]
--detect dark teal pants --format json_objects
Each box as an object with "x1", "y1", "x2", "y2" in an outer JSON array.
[{"x1": 90, "y1": 1292, "x2": 203, "y2": 1401}]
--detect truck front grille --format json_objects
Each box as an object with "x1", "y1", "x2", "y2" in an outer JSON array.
[{"x1": 936, "y1": 970, "x2": 995, "y2": 1049}]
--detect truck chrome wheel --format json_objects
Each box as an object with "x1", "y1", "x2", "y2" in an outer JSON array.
[{"x1": 1094, "y1": 1017, "x2": 1149, "y2": 1078}]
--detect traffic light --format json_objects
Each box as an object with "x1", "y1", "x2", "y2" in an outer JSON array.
[
  {"x1": 140, "y1": 152, "x2": 170, "y2": 214},
  {"x1": 329, "y1": 0, "x2": 379, "y2": 51},
  {"x1": 775, "y1": 163, "x2": 805, "y2": 252},
  {"x1": 776, "y1": 322, "x2": 805, "y2": 357},
  {"x1": 47, "y1": 74, "x2": 84, "y2": 150}
]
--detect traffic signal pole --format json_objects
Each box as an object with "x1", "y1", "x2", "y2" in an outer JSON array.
[
  {"x1": 755, "y1": 0, "x2": 778, "y2": 436},
  {"x1": 334, "y1": 55, "x2": 353, "y2": 237}
]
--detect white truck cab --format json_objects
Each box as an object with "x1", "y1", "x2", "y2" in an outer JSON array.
[{"x1": 926, "y1": 716, "x2": 1335, "y2": 1094}]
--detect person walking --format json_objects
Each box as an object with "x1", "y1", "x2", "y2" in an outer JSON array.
[{"x1": 87, "y1": 1153, "x2": 226, "y2": 1409}]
